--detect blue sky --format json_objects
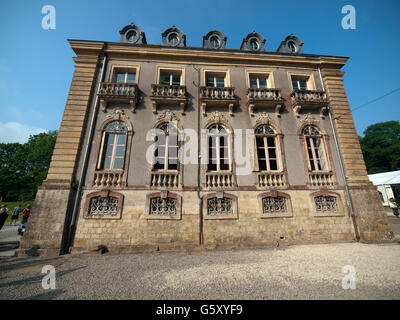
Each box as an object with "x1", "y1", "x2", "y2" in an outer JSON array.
[{"x1": 0, "y1": 0, "x2": 399, "y2": 143}]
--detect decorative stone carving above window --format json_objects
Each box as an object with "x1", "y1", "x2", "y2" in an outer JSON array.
[
  {"x1": 257, "y1": 191, "x2": 293, "y2": 218},
  {"x1": 203, "y1": 30, "x2": 227, "y2": 49},
  {"x1": 162, "y1": 26, "x2": 186, "y2": 47},
  {"x1": 84, "y1": 190, "x2": 124, "y2": 220},
  {"x1": 277, "y1": 34, "x2": 303, "y2": 54},
  {"x1": 119, "y1": 22, "x2": 147, "y2": 44},
  {"x1": 240, "y1": 31, "x2": 266, "y2": 52},
  {"x1": 202, "y1": 192, "x2": 238, "y2": 220},
  {"x1": 144, "y1": 191, "x2": 182, "y2": 220}
]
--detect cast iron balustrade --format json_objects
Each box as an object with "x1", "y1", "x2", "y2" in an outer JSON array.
[
  {"x1": 98, "y1": 82, "x2": 139, "y2": 112},
  {"x1": 150, "y1": 84, "x2": 187, "y2": 113},
  {"x1": 291, "y1": 89, "x2": 329, "y2": 116},
  {"x1": 150, "y1": 172, "x2": 180, "y2": 188},
  {"x1": 308, "y1": 172, "x2": 335, "y2": 187},
  {"x1": 257, "y1": 172, "x2": 286, "y2": 188},
  {"x1": 205, "y1": 172, "x2": 234, "y2": 189},
  {"x1": 200, "y1": 86, "x2": 236, "y2": 115},
  {"x1": 247, "y1": 88, "x2": 284, "y2": 115},
  {"x1": 93, "y1": 171, "x2": 124, "y2": 187}
]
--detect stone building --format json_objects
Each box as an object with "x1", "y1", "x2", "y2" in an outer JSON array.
[{"x1": 19, "y1": 23, "x2": 393, "y2": 255}]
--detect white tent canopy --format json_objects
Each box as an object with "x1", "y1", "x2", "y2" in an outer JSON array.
[{"x1": 368, "y1": 170, "x2": 400, "y2": 186}]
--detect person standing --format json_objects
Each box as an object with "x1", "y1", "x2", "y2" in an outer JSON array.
[
  {"x1": 21, "y1": 204, "x2": 31, "y2": 224},
  {"x1": 0, "y1": 205, "x2": 9, "y2": 231},
  {"x1": 11, "y1": 204, "x2": 22, "y2": 226}
]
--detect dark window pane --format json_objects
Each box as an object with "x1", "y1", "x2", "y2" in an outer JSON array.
[
  {"x1": 206, "y1": 78, "x2": 214, "y2": 86},
  {"x1": 250, "y1": 78, "x2": 258, "y2": 88},
  {"x1": 256, "y1": 137, "x2": 264, "y2": 148},
  {"x1": 269, "y1": 160, "x2": 278, "y2": 171},
  {"x1": 259, "y1": 160, "x2": 267, "y2": 171},
  {"x1": 267, "y1": 137, "x2": 275, "y2": 147},
  {"x1": 171, "y1": 74, "x2": 181, "y2": 85},
  {"x1": 215, "y1": 77, "x2": 225, "y2": 87},
  {"x1": 168, "y1": 163, "x2": 178, "y2": 170},
  {"x1": 208, "y1": 163, "x2": 217, "y2": 171},
  {"x1": 220, "y1": 163, "x2": 229, "y2": 171},
  {"x1": 126, "y1": 73, "x2": 136, "y2": 83},
  {"x1": 292, "y1": 79, "x2": 299, "y2": 90},
  {"x1": 299, "y1": 80, "x2": 307, "y2": 90},
  {"x1": 160, "y1": 73, "x2": 170, "y2": 85},
  {"x1": 257, "y1": 147, "x2": 266, "y2": 159},
  {"x1": 268, "y1": 148, "x2": 276, "y2": 159},
  {"x1": 259, "y1": 78, "x2": 267, "y2": 88}
]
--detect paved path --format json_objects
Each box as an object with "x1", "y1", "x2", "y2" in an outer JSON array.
[
  {"x1": 0, "y1": 242, "x2": 399, "y2": 300},
  {"x1": 0, "y1": 226, "x2": 20, "y2": 257}
]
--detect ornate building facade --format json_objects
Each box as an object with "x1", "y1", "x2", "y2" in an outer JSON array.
[{"x1": 20, "y1": 23, "x2": 393, "y2": 255}]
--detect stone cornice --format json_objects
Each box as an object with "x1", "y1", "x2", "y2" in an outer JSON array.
[{"x1": 67, "y1": 39, "x2": 348, "y2": 70}]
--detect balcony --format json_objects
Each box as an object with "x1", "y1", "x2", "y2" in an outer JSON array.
[
  {"x1": 200, "y1": 86, "x2": 236, "y2": 116},
  {"x1": 93, "y1": 171, "x2": 124, "y2": 188},
  {"x1": 291, "y1": 90, "x2": 329, "y2": 117},
  {"x1": 150, "y1": 171, "x2": 180, "y2": 189},
  {"x1": 150, "y1": 84, "x2": 187, "y2": 114},
  {"x1": 308, "y1": 172, "x2": 335, "y2": 187},
  {"x1": 98, "y1": 82, "x2": 139, "y2": 112},
  {"x1": 205, "y1": 172, "x2": 234, "y2": 189},
  {"x1": 257, "y1": 172, "x2": 286, "y2": 188},
  {"x1": 247, "y1": 88, "x2": 284, "y2": 116}
]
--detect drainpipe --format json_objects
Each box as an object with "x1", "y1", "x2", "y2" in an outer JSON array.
[
  {"x1": 66, "y1": 52, "x2": 108, "y2": 252},
  {"x1": 193, "y1": 65, "x2": 203, "y2": 245},
  {"x1": 318, "y1": 66, "x2": 359, "y2": 239}
]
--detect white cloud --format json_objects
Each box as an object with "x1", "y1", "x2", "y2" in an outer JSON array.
[{"x1": 0, "y1": 122, "x2": 47, "y2": 144}]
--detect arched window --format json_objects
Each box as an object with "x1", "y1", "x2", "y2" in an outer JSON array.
[
  {"x1": 302, "y1": 125, "x2": 327, "y2": 171},
  {"x1": 255, "y1": 124, "x2": 279, "y2": 171},
  {"x1": 207, "y1": 124, "x2": 231, "y2": 171},
  {"x1": 154, "y1": 122, "x2": 179, "y2": 171},
  {"x1": 97, "y1": 121, "x2": 128, "y2": 170}
]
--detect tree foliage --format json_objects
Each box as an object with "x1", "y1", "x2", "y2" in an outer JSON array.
[
  {"x1": 0, "y1": 131, "x2": 57, "y2": 201},
  {"x1": 359, "y1": 121, "x2": 400, "y2": 174}
]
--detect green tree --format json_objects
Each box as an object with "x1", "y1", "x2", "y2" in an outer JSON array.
[
  {"x1": 359, "y1": 121, "x2": 400, "y2": 174},
  {"x1": 0, "y1": 131, "x2": 57, "y2": 201}
]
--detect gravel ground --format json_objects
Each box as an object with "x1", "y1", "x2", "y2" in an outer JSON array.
[{"x1": 0, "y1": 242, "x2": 399, "y2": 300}]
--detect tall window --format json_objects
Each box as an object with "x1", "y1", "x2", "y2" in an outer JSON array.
[
  {"x1": 302, "y1": 125, "x2": 327, "y2": 171},
  {"x1": 208, "y1": 124, "x2": 230, "y2": 171},
  {"x1": 255, "y1": 124, "x2": 279, "y2": 171},
  {"x1": 291, "y1": 77, "x2": 307, "y2": 90},
  {"x1": 98, "y1": 121, "x2": 128, "y2": 170},
  {"x1": 160, "y1": 70, "x2": 181, "y2": 86},
  {"x1": 249, "y1": 74, "x2": 268, "y2": 88},
  {"x1": 115, "y1": 71, "x2": 136, "y2": 84},
  {"x1": 154, "y1": 123, "x2": 179, "y2": 171},
  {"x1": 206, "y1": 72, "x2": 226, "y2": 87}
]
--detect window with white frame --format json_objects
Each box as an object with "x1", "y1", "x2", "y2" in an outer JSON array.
[
  {"x1": 255, "y1": 124, "x2": 279, "y2": 171},
  {"x1": 98, "y1": 121, "x2": 128, "y2": 170},
  {"x1": 153, "y1": 122, "x2": 179, "y2": 171},
  {"x1": 249, "y1": 74, "x2": 268, "y2": 88},
  {"x1": 115, "y1": 70, "x2": 136, "y2": 84},
  {"x1": 207, "y1": 124, "x2": 231, "y2": 171},
  {"x1": 205, "y1": 72, "x2": 226, "y2": 87},
  {"x1": 159, "y1": 70, "x2": 182, "y2": 86},
  {"x1": 302, "y1": 125, "x2": 328, "y2": 171},
  {"x1": 291, "y1": 76, "x2": 308, "y2": 90}
]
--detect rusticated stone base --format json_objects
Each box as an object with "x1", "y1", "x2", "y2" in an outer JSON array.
[
  {"x1": 350, "y1": 186, "x2": 394, "y2": 242},
  {"x1": 18, "y1": 184, "x2": 76, "y2": 256}
]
